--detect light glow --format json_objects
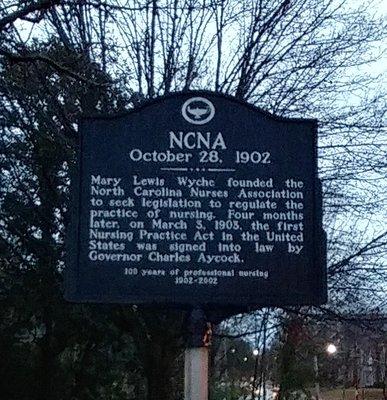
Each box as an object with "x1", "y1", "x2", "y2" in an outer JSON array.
[{"x1": 326, "y1": 343, "x2": 337, "y2": 354}]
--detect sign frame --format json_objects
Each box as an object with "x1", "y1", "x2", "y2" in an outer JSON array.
[{"x1": 65, "y1": 90, "x2": 327, "y2": 312}]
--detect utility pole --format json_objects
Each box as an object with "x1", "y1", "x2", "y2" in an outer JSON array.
[
  {"x1": 354, "y1": 343, "x2": 360, "y2": 400},
  {"x1": 313, "y1": 355, "x2": 321, "y2": 400},
  {"x1": 383, "y1": 344, "x2": 387, "y2": 400}
]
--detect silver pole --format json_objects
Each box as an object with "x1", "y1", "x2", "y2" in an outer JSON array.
[
  {"x1": 184, "y1": 309, "x2": 211, "y2": 400},
  {"x1": 313, "y1": 354, "x2": 321, "y2": 400},
  {"x1": 185, "y1": 347, "x2": 209, "y2": 400}
]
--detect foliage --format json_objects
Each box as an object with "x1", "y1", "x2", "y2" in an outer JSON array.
[
  {"x1": 0, "y1": 0, "x2": 386, "y2": 398},
  {"x1": 0, "y1": 40, "x2": 184, "y2": 399}
]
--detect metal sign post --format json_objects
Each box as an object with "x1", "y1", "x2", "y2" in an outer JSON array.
[
  {"x1": 185, "y1": 348, "x2": 208, "y2": 400},
  {"x1": 185, "y1": 309, "x2": 211, "y2": 400}
]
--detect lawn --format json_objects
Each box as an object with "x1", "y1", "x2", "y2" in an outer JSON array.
[{"x1": 321, "y1": 388, "x2": 384, "y2": 400}]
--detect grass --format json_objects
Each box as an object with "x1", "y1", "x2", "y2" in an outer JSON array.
[{"x1": 321, "y1": 388, "x2": 384, "y2": 400}]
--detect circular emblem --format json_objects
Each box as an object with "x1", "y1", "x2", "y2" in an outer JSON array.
[{"x1": 181, "y1": 97, "x2": 215, "y2": 125}]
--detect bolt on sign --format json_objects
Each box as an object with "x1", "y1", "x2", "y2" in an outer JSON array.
[{"x1": 65, "y1": 92, "x2": 327, "y2": 313}]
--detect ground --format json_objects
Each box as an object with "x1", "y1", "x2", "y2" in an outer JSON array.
[{"x1": 321, "y1": 388, "x2": 384, "y2": 400}]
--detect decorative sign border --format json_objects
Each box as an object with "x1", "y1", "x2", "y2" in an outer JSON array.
[{"x1": 65, "y1": 91, "x2": 327, "y2": 314}]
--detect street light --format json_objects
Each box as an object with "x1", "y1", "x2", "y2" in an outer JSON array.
[
  {"x1": 314, "y1": 343, "x2": 339, "y2": 400},
  {"x1": 251, "y1": 348, "x2": 259, "y2": 399},
  {"x1": 326, "y1": 343, "x2": 338, "y2": 355}
]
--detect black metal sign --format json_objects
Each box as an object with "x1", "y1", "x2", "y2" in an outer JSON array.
[{"x1": 65, "y1": 91, "x2": 327, "y2": 309}]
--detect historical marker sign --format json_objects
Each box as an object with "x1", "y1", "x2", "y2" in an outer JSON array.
[{"x1": 65, "y1": 91, "x2": 327, "y2": 310}]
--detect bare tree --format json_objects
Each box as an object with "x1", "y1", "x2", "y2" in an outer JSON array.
[{"x1": 1, "y1": 0, "x2": 386, "y2": 398}]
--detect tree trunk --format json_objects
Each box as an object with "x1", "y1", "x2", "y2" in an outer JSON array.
[{"x1": 144, "y1": 347, "x2": 180, "y2": 400}]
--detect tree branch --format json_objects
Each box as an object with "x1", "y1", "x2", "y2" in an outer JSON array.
[
  {"x1": 0, "y1": 0, "x2": 60, "y2": 31},
  {"x1": 0, "y1": 48, "x2": 110, "y2": 86}
]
